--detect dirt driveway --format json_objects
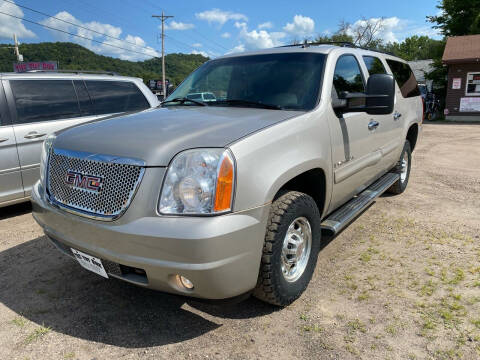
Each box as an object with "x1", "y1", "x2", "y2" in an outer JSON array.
[{"x1": 0, "y1": 123, "x2": 479, "y2": 360}]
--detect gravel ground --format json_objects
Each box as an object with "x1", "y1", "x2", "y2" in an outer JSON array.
[{"x1": 0, "y1": 123, "x2": 479, "y2": 360}]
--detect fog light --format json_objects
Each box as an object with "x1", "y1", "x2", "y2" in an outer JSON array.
[{"x1": 178, "y1": 275, "x2": 194, "y2": 290}]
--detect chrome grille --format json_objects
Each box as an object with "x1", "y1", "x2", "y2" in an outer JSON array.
[{"x1": 47, "y1": 148, "x2": 145, "y2": 220}]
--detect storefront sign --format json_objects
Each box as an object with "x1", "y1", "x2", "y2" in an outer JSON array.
[
  {"x1": 13, "y1": 61, "x2": 58, "y2": 72},
  {"x1": 460, "y1": 97, "x2": 480, "y2": 112},
  {"x1": 452, "y1": 78, "x2": 462, "y2": 90}
]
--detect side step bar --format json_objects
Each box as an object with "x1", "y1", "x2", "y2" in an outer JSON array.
[{"x1": 321, "y1": 173, "x2": 400, "y2": 235}]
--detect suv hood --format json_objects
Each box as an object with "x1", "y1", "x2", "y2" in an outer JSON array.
[{"x1": 54, "y1": 106, "x2": 301, "y2": 166}]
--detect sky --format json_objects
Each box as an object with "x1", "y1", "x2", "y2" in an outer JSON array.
[{"x1": 0, "y1": 0, "x2": 442, "y2": 61}]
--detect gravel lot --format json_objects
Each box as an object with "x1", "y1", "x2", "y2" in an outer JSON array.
[{"x1": 0, "y1": 123, "x2": 479, "y2": 360}]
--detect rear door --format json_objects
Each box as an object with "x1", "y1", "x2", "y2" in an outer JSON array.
[
  {"x1": 361, "y1": 55, "x2": 403, "y2": 172},
  {"x1": 384, "y1": 60, "x2": 422, "y2": 167},
  {"x1": 0, "y1": 81, "x2": 24, "y2": 204},
  {"x1": 4, "y1": 78, "x2": 98, "y2": 195},
  {"x1": 327, "y1": 53, "x2": 385, "y2": 211}
]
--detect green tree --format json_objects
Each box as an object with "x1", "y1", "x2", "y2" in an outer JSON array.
[
  {"x1": 382, "y1": 36, "x2": 445, "y2": 60},
  {"x1": 0, "y1": 42, "x2": 208, "y2": 86},
  {"x1": 427, "y1": 0, "x2": 480, "y2": 36}
]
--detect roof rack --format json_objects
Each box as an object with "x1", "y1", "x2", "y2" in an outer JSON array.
[
  {"x1": 278, "y1": 41, "x2": 395, "y2": 56},
  {"x1": 24, "y1": 69, "x2": 119, "y2": 76}
]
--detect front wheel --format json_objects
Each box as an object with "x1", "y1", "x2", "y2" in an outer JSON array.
[
  {"x1": 388, "y1": 140, "x2": 412, "y2": 195},
  {"x1": 254, "y1": 191, "x2": 321, "y2": 306}
]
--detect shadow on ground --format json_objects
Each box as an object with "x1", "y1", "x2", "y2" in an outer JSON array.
[
  {"x1": 0, "y1": 236, "x2": 275, "y2": 348},
  {"x1": 0, "y1": 202, "x2": 32, "y2": 221}
]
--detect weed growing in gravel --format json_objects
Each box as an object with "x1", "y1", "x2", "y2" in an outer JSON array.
[
  {"x1": 11, "y1": 316, "x2": 26, "y2": 327},
  {"x1": 25, "y1": 325, "x2": 51, "y2": 344}
]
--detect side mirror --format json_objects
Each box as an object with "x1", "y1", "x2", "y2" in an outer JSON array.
[{"x1": 334, "y1": 74, "x2": 395, "y2": 115}]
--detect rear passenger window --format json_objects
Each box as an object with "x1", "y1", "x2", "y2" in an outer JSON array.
[
  {"x1": 73, "y1": 80, "x2": 94, "y2": 116},
  {"x1": 363, "y1": 56, "x2": 387, "y2": 75},
  {"x1": 10, "y1": 80, "x2": 81, "y2": 124},
  {"x1": 333, "y1": 55, "x2": 365, "y2": 94},
  {"x1": 85, "y1": 81, "x2": 150, "y2": 115},
  {"x1": 386, "y1": 60, "x2": 421, "y2": 98}
]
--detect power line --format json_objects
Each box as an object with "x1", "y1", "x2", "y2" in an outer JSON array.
[
  {"x1": 0, "y1": 10, "x2": 159, "y2": 59},
  {"x1": 1, "y1": 0, "x2": 156, "y2": 53}
]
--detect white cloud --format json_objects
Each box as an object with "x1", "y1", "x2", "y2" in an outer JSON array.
[
  {"x1": 191, "y1": 49, "x2": 209, "y2": 57},
  {"x1": 221, "y1": 32, "x2": 231, "y2": 38},
  {"x1": 0, "y1": 0, "x2": 35, "y2": 40},
  {"x1": 229, "y1": 22, "x2": 285, "y2": 53},
  {"x1": 192, "y1": 43, "x2": 202, "y2": 48},
  {"x1": 258, "y1": 22, "x2": 273, "y2": 30},
  {"x1": 164, "y1": 21, "x2": 194, "y2": 31},
  {"x1": 196, "y1": 8, "x2": 247, "y2": 26},
  {"x1": 283, "y1": 15, "x2": 315, "y2": 37},
  {"x1": 39, "y1": 11, "x2": 158, "y2": 61}
]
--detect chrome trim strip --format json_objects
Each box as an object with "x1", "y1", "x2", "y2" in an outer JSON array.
[
  {"x1": 0, "y1": 166, "x2": 21, "y2": 175},
  {"x1": 53, "y1": 148, "x2": 146, "y2": 167},
  {"x1": 46, "y1": 148, "x2": 146, "y2": 222}
]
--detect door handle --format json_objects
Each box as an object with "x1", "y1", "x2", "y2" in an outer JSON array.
[
  {"x1": 0, "y1": 137, "x2": 8, "y2": 143},
  {"x1": 24, "y1": 131, "x2": 47, "y2": 139},
  {"x1": 368, "y1": 120, "x2": 379, "y2": 131},
  {"x1": 393, "y1": 111, "x2": 402, "y2": 120}
]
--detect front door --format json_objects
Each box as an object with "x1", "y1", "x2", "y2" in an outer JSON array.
[
  {"x1": 4, "y1": 79, "x2": 98, "y2": 196},
  {"x1": 326, "y1": 54, "x2": 384, "y2": 212},
  {"x1": 0, "y1": 82, "x2": 24, "y2": 205}
]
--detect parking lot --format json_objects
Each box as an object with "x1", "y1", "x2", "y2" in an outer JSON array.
[{"x1": 0, "y1": 123, "x2": 479, "y2": 360}]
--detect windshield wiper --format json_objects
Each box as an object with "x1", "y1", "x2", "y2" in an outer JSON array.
[
  {"x1": 162, "y1": 97, "x2": 207, "y2": 107},
  {"x1": 212, "y1": 99, "x2": 283, "y2": 110}
]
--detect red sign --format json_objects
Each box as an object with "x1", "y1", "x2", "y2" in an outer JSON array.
[{"x1": 13, "y1": 61, "x2": 58, "y2": 73}]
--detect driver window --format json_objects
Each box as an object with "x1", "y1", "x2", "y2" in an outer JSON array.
[{"x1": 333, "y1": 55, "x2": 365, "y2": 94}]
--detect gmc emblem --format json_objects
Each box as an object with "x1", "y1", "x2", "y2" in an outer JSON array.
[{"x1": 65, "y1": 170, "x2": 103, "y2": 193}]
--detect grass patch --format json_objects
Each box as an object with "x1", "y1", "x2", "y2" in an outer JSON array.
[
  {"x1": 419, "y1": 280, "x2": 437, "y2": 296},
  {"x1": 11, "y1": 316, "x2": 27, "y2": 327},
  {"x1": 360, "y1": 252, "x2": 372, "y2": 263},
  {"x1": 357, "y1": 291, "x2": 370, "y2": 302},
  {"x1": 347, "y1": 319, "x2": 366, "y2": 334},
  {"x1": 25, "y1": 325, "x2": 51, "y2": 344}
]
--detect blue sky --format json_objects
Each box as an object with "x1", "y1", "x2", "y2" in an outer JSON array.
[{"x1": 0, "y1": 0, "x2": 442, "y2": 61}]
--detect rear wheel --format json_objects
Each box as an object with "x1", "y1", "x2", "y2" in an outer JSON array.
[
  {"x1": 254, "y1": 191, "x2": 321, "y2": 306},
  {"x1": 388, "y1": 140, "x2": 411, "y2": 195}
]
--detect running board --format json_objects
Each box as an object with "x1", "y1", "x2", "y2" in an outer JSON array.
[{"x1": 321, "y1": 173, "x2": 400, "y2": 235}]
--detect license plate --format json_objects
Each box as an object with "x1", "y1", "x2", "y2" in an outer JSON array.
[{"x1": 71, "y1": 248, "x2": 108, "y2": 278}]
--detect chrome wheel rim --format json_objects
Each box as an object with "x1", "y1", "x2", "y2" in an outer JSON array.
[
  {"x1": 281, "y1": 217, "x2": 312, "y2": 283},
  {"x1": 400, "y1": 152, "x2": 409, "y2": 183}
]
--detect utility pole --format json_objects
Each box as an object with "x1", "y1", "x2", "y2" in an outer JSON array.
[
  {"x1": 152, "y1": 12, "x2": 173, "y2": 100},
  {"x1": 13, "y1": 34, "x2": 23, "y2": 62}
]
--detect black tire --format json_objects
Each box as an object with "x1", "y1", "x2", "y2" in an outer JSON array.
[
  {"x1": 387, "y1": 140, "x2": 412, "y2": 195},
  {"x1": 253, "y1": 191, "x2": 321, "y2": 306}
]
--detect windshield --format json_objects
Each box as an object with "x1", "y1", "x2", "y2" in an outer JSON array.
[{"x1": 165, "y1": 53, "x2": 326, "y2": 111}]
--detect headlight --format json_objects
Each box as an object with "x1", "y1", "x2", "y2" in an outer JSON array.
[
  {"x1": 159, "y1": 149, "x2": 235, "y2": 215},
  {"x1": 39, "y1": 134, "x2": 56, "y2": 188}
]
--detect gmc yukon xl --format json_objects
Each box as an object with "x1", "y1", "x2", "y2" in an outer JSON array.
[{"x1": 31, "y1": 43, "x2": 422, "y2": 306}]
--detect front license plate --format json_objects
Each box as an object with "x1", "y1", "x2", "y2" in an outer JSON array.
[{"x1": 71, "y1": 248, "x2": 109, "y2": 278}]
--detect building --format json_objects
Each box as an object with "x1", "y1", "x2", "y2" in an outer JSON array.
[
  {"x1": 408, "y1": 59, "x2": 434, "y2": 90},
  {"x1": 442, "y1": 34, "x2": 480, "y2": 122}
]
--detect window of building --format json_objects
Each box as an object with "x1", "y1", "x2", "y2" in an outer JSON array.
[{"x1": 466, "y1": 72, "x2": 480, "y2": 96}]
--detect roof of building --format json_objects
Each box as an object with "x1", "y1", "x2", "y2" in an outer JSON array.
[
  {"x1": 442, "y1": 35, "x2": 480, "y2": 64},
  {"x1": 408, "y1": 59, "x2": 434, "y2": 82}
]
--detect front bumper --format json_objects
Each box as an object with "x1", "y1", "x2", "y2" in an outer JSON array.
[{"x1": 31, "y1": 180, "x2": 269, "y2": 299}]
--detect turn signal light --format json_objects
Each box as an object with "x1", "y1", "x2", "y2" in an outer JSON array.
[{"x1": 214, "y1": 153, "x2": 234, "y2": 212}]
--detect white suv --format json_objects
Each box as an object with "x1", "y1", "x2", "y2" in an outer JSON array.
[{"x1": 0, "y1": 71, "x2": 159, "y2": 208}]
